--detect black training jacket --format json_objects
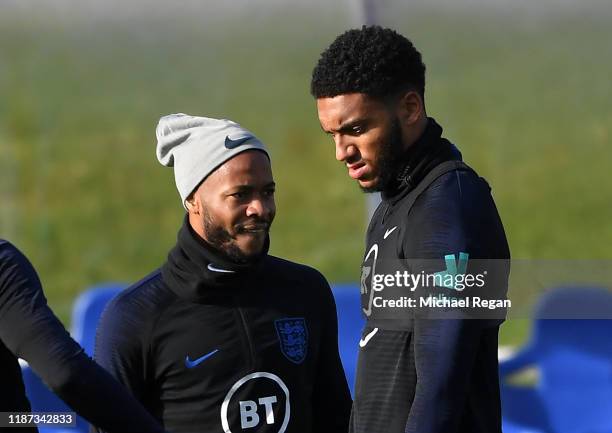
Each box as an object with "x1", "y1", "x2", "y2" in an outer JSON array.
[
  {"x1": 350, "y1": 119, "x2": 510, "y2": 433},
  {"x1": 0, "y1": 240, "x2": 165, "y2": 433},
  {"x1": 95, "y1": 218, "x2": 351, "y2": 433}
]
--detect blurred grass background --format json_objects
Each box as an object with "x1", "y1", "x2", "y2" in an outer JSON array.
[{"x1": 1, "y1": 1, "x2": 611, "y2": 346}]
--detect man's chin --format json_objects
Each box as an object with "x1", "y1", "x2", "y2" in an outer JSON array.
[
  {"x1": 358, "y1": 177, "x2": 382, "y2": 193},
  {"x1": 221, "y1": 247, "x2": 266, "y2": 265},
  {"x1": 231, "y1": 236, "x2": 269, "y2": 263},
  {"x1": 240, "y1": 245, "x2": 266, "y2": 258}
]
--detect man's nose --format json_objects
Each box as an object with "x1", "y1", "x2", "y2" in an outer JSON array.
[
  {"x1": 334, "y1": 135, "x2": 355, "y2": 162},
  {"x1": 246, "y1": 197, "x2": 272, "y2": 218}
]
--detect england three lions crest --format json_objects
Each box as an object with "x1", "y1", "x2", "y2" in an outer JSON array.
[{"x1": 274, "y1": 318, "x2": 308, "y2": 364}]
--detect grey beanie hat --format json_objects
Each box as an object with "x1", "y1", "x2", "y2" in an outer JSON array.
[{"x1": 156, "y1": 113, "x2": 269, "y2": 209}]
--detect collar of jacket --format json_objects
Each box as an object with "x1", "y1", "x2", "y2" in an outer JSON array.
[
  {"x1": 161, "y1": 215, "x2": 268, "y2": 302},
  {"x1": 381, "y1": 117, "x2": 463, "y2": 205}
]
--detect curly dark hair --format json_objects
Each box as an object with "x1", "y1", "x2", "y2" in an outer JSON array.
[{"x1": 310, "y1": 26, "x2": 426, "y2": 101}]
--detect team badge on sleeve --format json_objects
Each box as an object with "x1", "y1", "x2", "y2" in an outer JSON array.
[{"x1": 274, "y1": 318, "x2": 308, "y2": 364}]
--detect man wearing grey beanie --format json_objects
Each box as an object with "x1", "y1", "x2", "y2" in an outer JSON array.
[{"x1": 94, "y1": 114, "x2": 351, "y2": 433}]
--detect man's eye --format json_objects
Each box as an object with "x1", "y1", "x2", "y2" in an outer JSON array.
[
  {"x1": 264, "y1": 189, "x2": 276, "y2": 197},
  {"x1": 231, "y1": 192, "x2": 246, "y2": 199},
  {"x1": 351, "y1": 125, "x2": 364, "y2": 134}
]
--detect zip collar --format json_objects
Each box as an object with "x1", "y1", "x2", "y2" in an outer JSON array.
[{"x1": 381, "y1": 117, "x2": 462, "y2": 206}]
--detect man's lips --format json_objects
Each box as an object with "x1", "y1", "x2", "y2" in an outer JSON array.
[
  {"x1": 238, "y1": 224, "x2": 270, "y2": 234},
  {"x1": 347, "y1": 162, "x2": 368, "y2": 180}
]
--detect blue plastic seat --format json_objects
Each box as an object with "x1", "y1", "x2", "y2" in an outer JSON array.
[
  {"x1": 71, "y1": 283, "x2": 124, "y2": 356},
  {"x1": 500, "y1": 286, "x2": 612, "y2": 433},
  {"x1": 331, "y1": 283, "x2": 364, "y2": 395}
]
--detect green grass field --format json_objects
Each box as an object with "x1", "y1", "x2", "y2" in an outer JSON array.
[{"x1": 1, "y1": 3, "x2": 611, "y2": 346}]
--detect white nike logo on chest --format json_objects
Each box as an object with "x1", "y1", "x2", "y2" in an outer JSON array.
[
  {"x1": 384, "y1": 226, "x2": 398, "y2": 239},
  {"x1": 359, "y1": 328, "x2": 379, "y2": 348}
]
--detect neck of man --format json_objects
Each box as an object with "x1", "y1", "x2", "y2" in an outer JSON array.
[{"x1": 401, "y1": 113, "x2": 428, "y2": 154}]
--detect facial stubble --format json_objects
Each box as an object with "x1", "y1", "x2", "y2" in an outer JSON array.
[
  {"x1": 202, "y1": 205, "x2": 268, "y2": 265},
  {"x1": 360, "y1": 118, "x2": 404, "y2": 193}
]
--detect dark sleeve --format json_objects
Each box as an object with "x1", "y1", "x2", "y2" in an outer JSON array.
[
  {"x1": 0, "y1": 241, "x2": 165, "y2": 433},
  {"x1": 93, "y1": 291, "x2": 155, "y2": 433},
  {"x1": 311, "y1": 271, "x2": 352, "y2": 433},
  {"x1": 400, "y1": 173, "x2": 506, "y2": 433},
  {"x1": 405, "y1": 319, "x2": 486, "y2": 432}
]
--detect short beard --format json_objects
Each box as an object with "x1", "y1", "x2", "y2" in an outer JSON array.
[
  {"x1": 360, "y1": 118, "x2": 404, "y2": 193},
  {"x1": 202, "y1": 207, "x2": 267, "y2": 265}
]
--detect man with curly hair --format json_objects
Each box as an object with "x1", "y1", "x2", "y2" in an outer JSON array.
[{"x1": 311, "y1": 26, "x2": 510, "y2": 433}]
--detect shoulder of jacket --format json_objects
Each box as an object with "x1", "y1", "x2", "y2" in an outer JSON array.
[
  {"x1": 264, "y1": 256, "x2": 330, "y2": 290},
  {"x1": 108, "y1": 269, "x2": 176, "y2": 319},
  {"x1": 416, "y1": 167, "x2": 488, "y2": 209},
  {"x1": 0, "y1": 240, "x2": 27, "y2": 267},
  {"x1": 266, "y1": 255, "x2": 325, "y2": 277}
]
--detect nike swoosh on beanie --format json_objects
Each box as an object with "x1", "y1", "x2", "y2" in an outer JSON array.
[{"x1": 156, "y1": 113, "x2": 269, "y2": 209}]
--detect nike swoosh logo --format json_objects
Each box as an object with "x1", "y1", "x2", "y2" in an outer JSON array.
[
  {"x1": 224, "y1": 135, "x2": 252, "y2": 149},
  {"x1": 185, "y1": 349, "x2": 219, "y2": 369},
  {"x1": 359, "y1": 328, "x2": 379, "y2": 348},
  {"x1": 207, "y1": 263, "x2": 235, "y2": 273},
  {"x1": 384, "y1": 226, "x2": 398, "y2": 239}
]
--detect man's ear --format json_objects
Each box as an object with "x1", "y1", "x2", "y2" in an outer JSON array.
[
  {"x1": 396, "y1": 90, "x2": 424, "y2": 126},
  {"x1": 185, "y1": 192, "x2": 200, "y2": 215}
]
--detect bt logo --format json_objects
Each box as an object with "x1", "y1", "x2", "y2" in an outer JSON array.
[
  {"x1": 240, "y1": 396, "x2": 278, "y2": 428},
  {"x1": 221, "y1": 372, "x2": 290, "y2": 433}
]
